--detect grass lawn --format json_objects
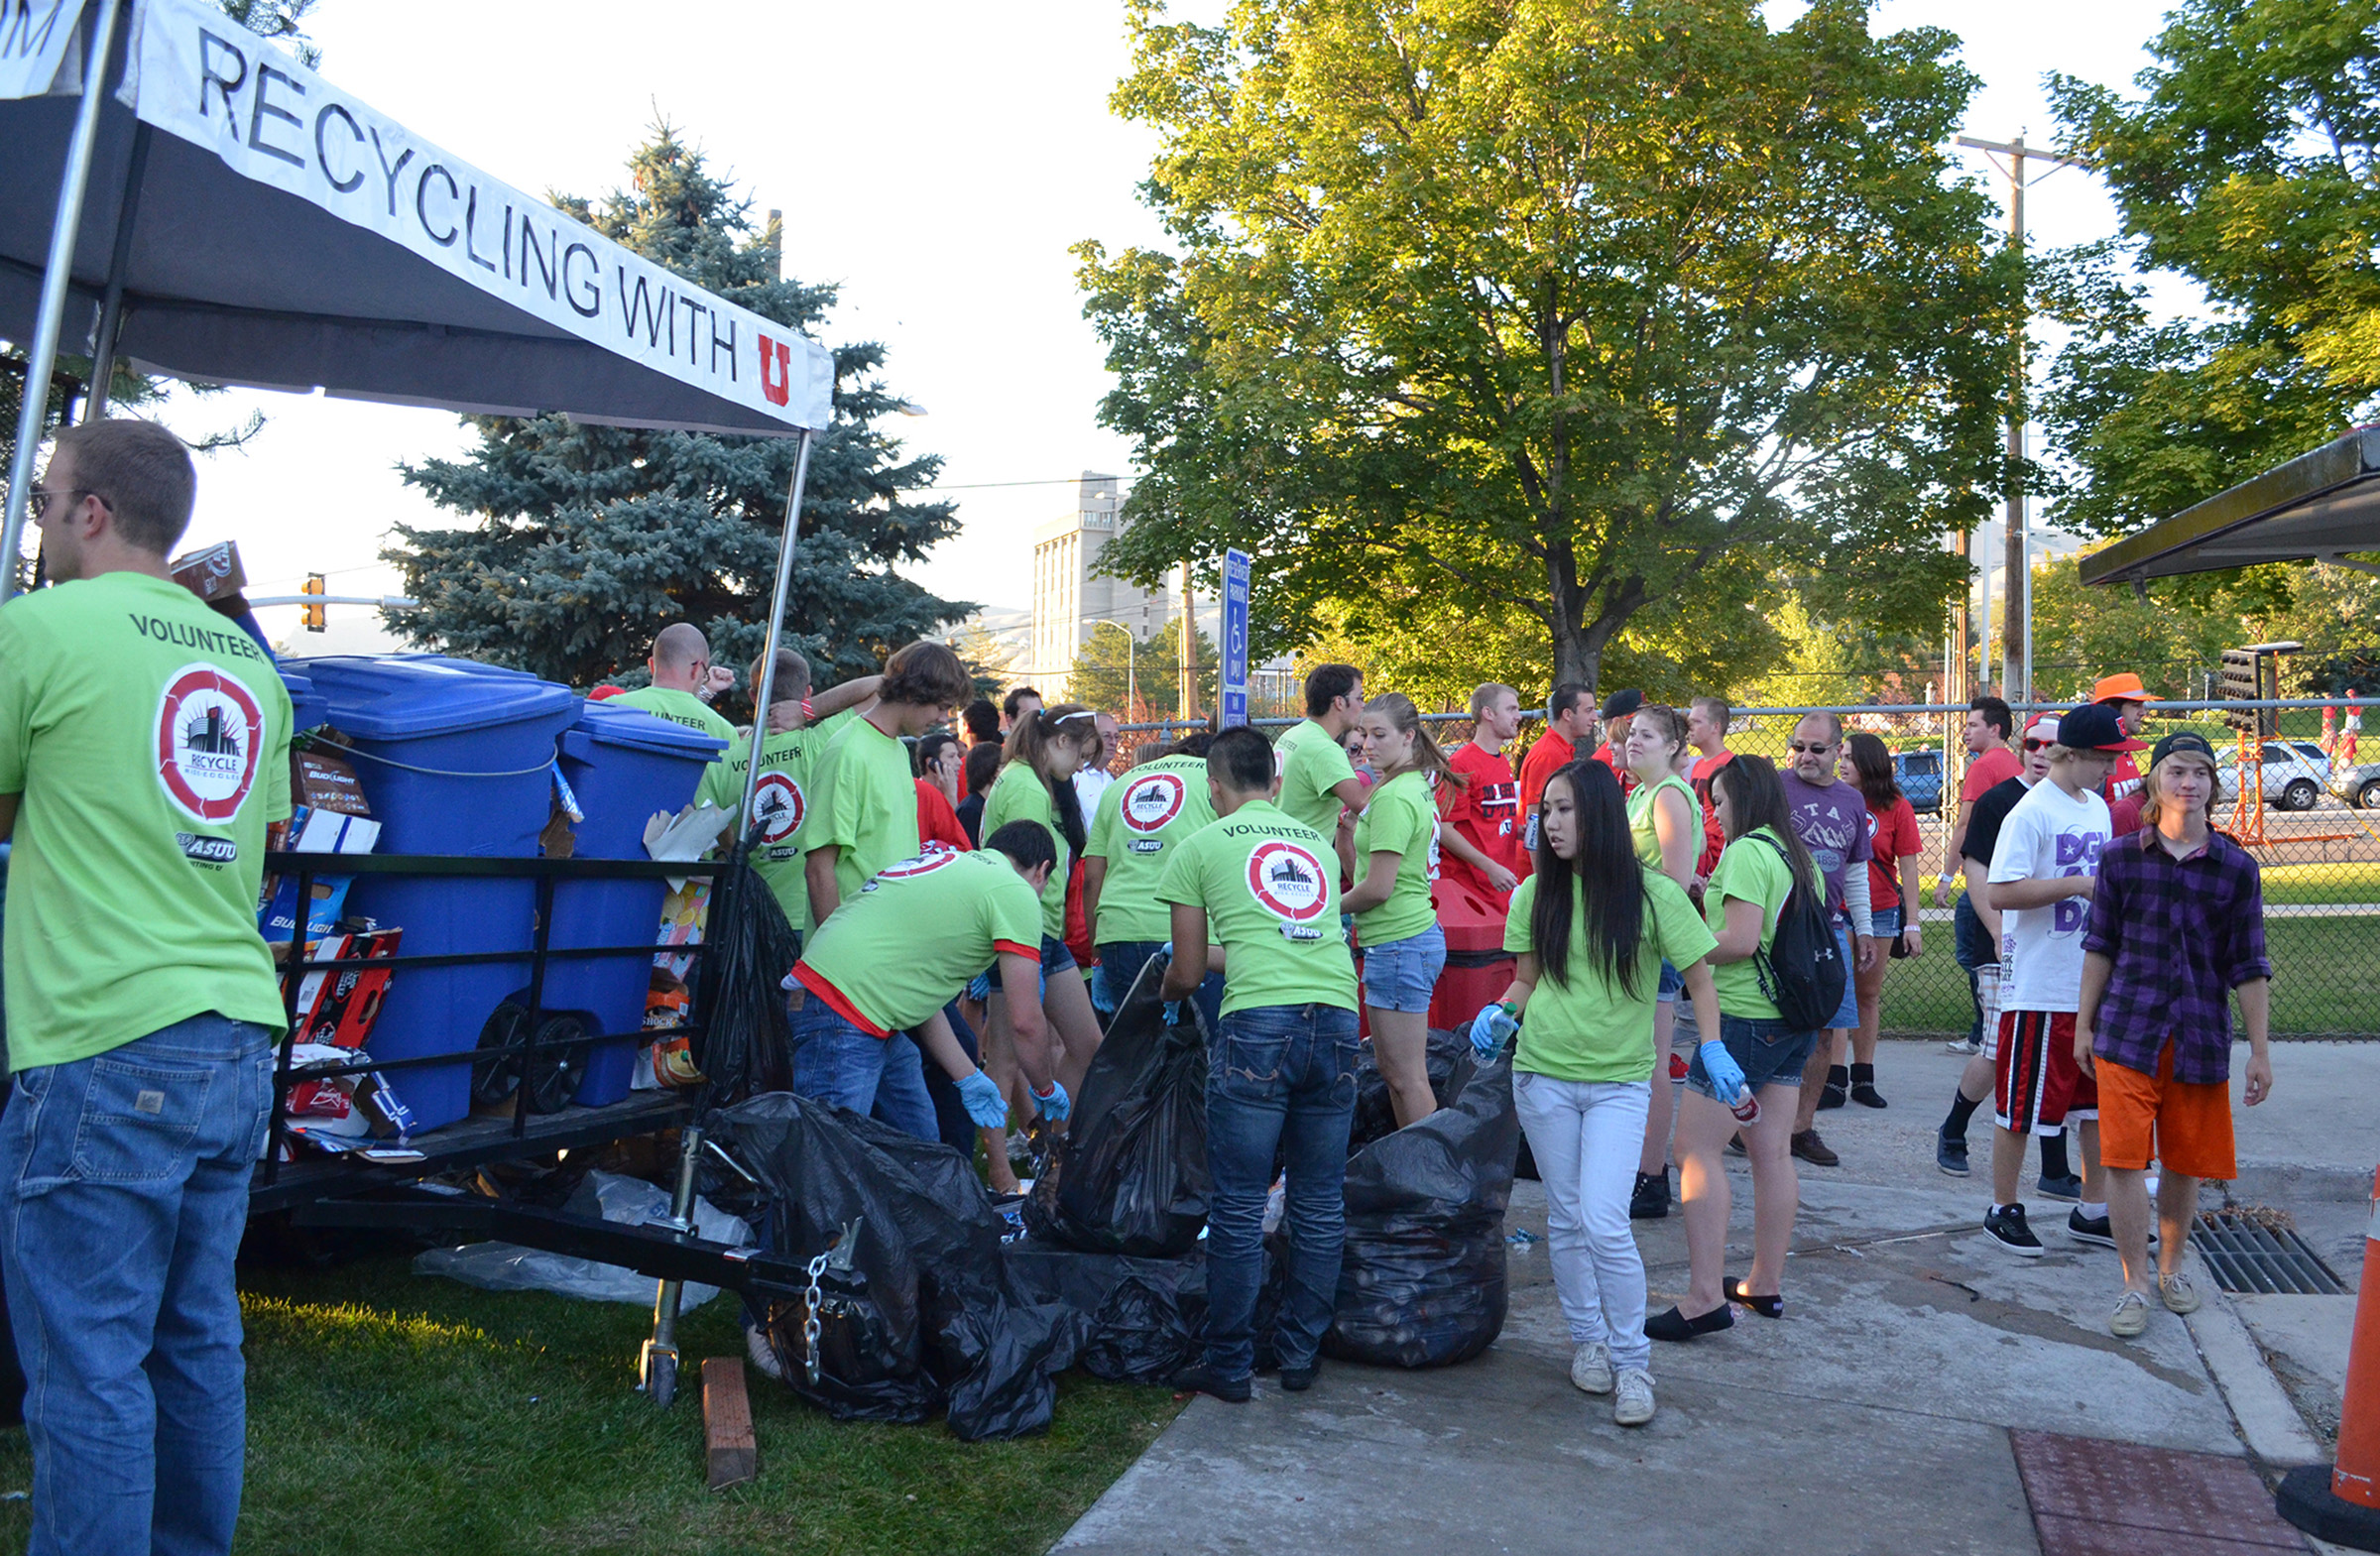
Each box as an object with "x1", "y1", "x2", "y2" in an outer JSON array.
[{"x1": 0, "y1": 1254, "x2": 1181, "y2": 1556}]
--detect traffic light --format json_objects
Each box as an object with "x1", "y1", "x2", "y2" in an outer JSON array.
[
  {"x1": 2221, "y1": 647, "x2": 2290, "y2": 738},
  {"x1": 300, "y1": 572, "x2": 326, "y2": 633}
]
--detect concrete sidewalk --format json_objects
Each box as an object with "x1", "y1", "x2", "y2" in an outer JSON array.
[{"x1": 1055, "y1": 1038, "x2": 2372, "y2": 1556}]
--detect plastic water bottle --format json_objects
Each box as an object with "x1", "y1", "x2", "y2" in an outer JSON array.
[{"x1": 1729, "y1": 1088, "x2": 1761, "y2": 1126}]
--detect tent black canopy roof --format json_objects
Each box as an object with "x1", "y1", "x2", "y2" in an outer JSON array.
[{"x1": 2081, "y1": 428, "x2": 2380, "y2": 586}]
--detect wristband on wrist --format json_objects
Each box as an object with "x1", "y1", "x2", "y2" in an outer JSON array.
[{"x1": 1030, "y1": 1080, "x2": 1055, "y2": 1100}]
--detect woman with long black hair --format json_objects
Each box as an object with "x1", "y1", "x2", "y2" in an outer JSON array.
[
  {"x1": 1470, "y1": 761, "x2": 1722, "y2": 1427},
  {"x1": 980, "y1": 704, "x2": 1108, "y2": 1106},
  {"x1": 1648, "y1": 755, "x2": 1824, "y2": 1342}
]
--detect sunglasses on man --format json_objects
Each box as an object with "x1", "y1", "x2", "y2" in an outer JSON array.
[{"x1": 1786, "y1": 740, "x2": 1835, "y2": 754}]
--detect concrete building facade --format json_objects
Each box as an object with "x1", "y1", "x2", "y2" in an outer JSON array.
[{"x1": 1029, "y1": 472, "x2": 1174, "y2": 698}]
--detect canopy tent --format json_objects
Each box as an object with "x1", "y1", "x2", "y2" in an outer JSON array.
[{"x1": 2080, "y1": 427, "x2": 2380, "y2": 587}]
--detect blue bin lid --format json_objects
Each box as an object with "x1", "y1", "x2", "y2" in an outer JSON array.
[
  {"x1": 279, "y1": 668, "x2": 327, "y2": 733},
  {"x1": 565, "y1": 700, "x2": 729, "y2": 761},
  {"x1": 297, "y1": 655, "x2": 579, "y2": 740}
]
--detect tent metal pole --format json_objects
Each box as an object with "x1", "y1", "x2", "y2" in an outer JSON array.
[
  {"x1": 0, "y1": 0, "x2": 126, "y2": 602},
  {"x1": 84, "y1": 122, "x2": 154, "y2": 421},
  {"x1": 734, "y1": 426, "x2": 816, "y2": 840}
]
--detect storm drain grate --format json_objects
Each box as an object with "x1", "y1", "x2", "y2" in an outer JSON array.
[{"x1": 2195, "y1": 1210, "x2": 2346, "y2": 1295}]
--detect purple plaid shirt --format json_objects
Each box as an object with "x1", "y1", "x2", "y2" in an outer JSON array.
[{"x1": 2082, "y1": 828, "x2": 2271, "y2": 1084}]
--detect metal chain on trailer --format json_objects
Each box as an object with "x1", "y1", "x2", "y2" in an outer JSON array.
[{"x1": 801, "y1": 1250, "x2": 830, "y2": 1385}]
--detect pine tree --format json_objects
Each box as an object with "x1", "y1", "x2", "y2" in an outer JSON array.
[{"x1": 388, "y1": 123, "x2": 965, "y2": 695}]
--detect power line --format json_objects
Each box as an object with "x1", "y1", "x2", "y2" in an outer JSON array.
[{"x1": 916, "y1": 475, "x2": 1141, "y2": 492}]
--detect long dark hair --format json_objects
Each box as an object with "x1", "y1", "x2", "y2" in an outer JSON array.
[
  {"x1": 1714, "y1": 755, "x2": 1818, "y2": 895},
  {"x1": 1003, "y1": 703, "x2": 1093, "y2": 854},
  {"x1": 1529, "y1": 761, "x2": 1645, "y2": 997},
  {"x1": 1844, "y1": 731, "x2": 1901, "y2": 813}
]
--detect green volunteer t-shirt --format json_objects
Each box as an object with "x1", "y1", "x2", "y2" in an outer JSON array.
[
  {"x1": 609, "y1": 684, "x2": 736, "y2": 746},
  {"x1": 1351, "y1": 770, "x2": 1438, "y2": 946},
  {"x1": 1157, "y1": 798, "x2": 1357, "y2": 1016},
  {"x1": 1705, "y1": 825, "x2": 1797, "y2": 1020},
  {"x1": 1088, "y1": 752, "x2": 1218, "y2": 945},
  {"x1": 0, "y1": 572, "x2": 295, "y2": 1070},
  {"x1": 697, "y1": 708, "x2": 854, "y2": 934},
  {"x1": 1272, "y1": 718, "x2": 1360, "y2": 838},
  {"x1": 979, "y1": 760, "x2": 1071, "y2": 937},
  {"x1": 797, "y1": 848, "x2": 1043, "y2": 1034},
  {"x1": 1627, "y1": 773, "x2": 1701, "y2": 872},
  {"x1": 1502, "y1": 868, "x2": 1718, "y2": 1082},
  {"x1": 807, "y1": 714, "x2": 923, "y2": 908}
]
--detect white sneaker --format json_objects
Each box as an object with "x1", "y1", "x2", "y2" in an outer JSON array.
[
  {"x1": 745, "y1": 1323, "x2": 785, "y2": 1381},
  {"x1": 2110, "y1": 1290, "x2": 2151, "y2": 1339},
  {"x1": 1570, "y1": 1340, "x2": 1613, "y2": 1394},
  {"x1": 1943, "y1": 1037, "x2": 1980, "y2": 1055},
  {"x1": 2159, "y1": 1269, "x2": 2202, "y2": 1315},
  {"x1": 1613, "y1": 1368, "x2": 1655, "y2": 1427}
]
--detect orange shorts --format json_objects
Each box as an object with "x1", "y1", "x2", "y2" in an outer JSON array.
[{"x1": 2094, "y1": 1040, "x2": 2235, "y2": 1181}]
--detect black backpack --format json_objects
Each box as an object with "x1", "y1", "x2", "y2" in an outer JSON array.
[{"x1": 1750, "y1": 835, "x2": 1847, "y2": 1032}]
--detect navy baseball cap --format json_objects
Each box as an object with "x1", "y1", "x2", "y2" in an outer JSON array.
[
  {"x1": 1602, "y1": 688, "x2": 1644, "y2": 720},
  {"x1": 2150, "y1": 731, "x2": 2218, "y2": 768},
  {"x1": 2058, "y1": 702, "x2": 2149, "y2": 753}
]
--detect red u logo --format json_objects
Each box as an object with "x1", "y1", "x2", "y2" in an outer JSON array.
[{"x1": 759, "y1": 334, "x2": 792, "y2": 407}]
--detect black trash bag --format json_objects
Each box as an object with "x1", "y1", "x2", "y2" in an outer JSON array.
[
  {"x1": 1349, "y1": 1027, "x2": 1474, "y2": 1150},
  {"x1": 1305, "y1": 1048, "x2": 1519, "y2": 1369},
  {"x1": 711, "y1": 1092, "x2": 1076, "y2": 1437},
  {"x1": 1024, "y1": 959, "x2": 1210, "y2": 1257},
  {"x1": 1003, "y1": 1241, "x2": 1282, "y2": 1381}
]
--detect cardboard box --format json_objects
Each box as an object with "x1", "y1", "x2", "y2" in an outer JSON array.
[
  {"x1": 169, "y1": 540, "x2": 247, "y2": 603},
  {"x1": 300, "y1": 927, "x2": 402, "y2": 1050},
  {"x1": 293, "y1": 750, "x2": 371, "y2": 818}
]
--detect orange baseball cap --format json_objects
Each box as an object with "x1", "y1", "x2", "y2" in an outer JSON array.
[{"x1": 2091, "y1": 671, "x2": 2159, "y2": 704}]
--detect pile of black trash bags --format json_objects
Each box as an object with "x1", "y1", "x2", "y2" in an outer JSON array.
[{"x1": 710, "y1": 971, "x2": 1516, "y2": 1440}]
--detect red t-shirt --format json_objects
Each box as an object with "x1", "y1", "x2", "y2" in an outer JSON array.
[
  {"x1": 1862, "y1": 794, "x2": 1923, "y2": 910},
  {"x1": 1517, "y1": 729, "x2": 1575, "y2": 816},
  {"x1": 1441, "y1": 742, "x2": 1524, "y2": 901},
  {"x1": 1961, "y1": 746, "x2": 2021, "y2": 804},
  {"x1": 915, "y1": 778, "x2": 972, "y2": 855},
  {"x1": 2109, "y1": 791, "x2": 2146, "y2": 837},
  {"x1": 1691, "y1": 750, "x2": 1735, "y2": 878},
  {"x1": 2105, "y1": 752, "x2": 2144, "y2": 803}
]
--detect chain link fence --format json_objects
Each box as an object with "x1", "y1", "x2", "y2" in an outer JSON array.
[{"x1": 1103, "y1": 696, "x2": 2380, "y2": 1039}]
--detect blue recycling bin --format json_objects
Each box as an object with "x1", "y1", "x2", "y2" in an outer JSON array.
[
  {"x1": 296, "y1": 656, "x2": 580, "y2": 1130},
  {"x1": 550, "y1": 702, "x2": 725, "y2": 1105},
  {"x1": 279, "y1": 668, "x2": 326, "y2": 734}
]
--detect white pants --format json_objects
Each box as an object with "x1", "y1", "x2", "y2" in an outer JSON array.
[{"x1": 1513, "y1": 1071, "x2": 1652, "y2": 1373}]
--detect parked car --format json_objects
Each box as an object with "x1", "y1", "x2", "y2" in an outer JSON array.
[
  {"x1": 2334, "y1": 758, "x2": 2380, "y2": 811},
  {"x1": 1893, "y1": 749, "x2": 1944, "y2": 814},
  {"x1": 2214, "y1": 741, "x2": 2332, "y2": 811}
]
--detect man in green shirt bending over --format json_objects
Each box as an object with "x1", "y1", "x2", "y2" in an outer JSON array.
[
  {"x1": 1158, "y1": 726, "x2": 1361, "y2": 1404},
  {"x1": 611, "y1": 622, "x2": 737, "y2": 745},
  {"x1": 0, "y1": 419, "x2": 295, "y2": 1555},
  {"x1": 1270, "y1": 662, "x2": 1370, "y2": 880}
]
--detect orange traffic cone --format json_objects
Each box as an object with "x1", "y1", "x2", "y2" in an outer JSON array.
[{"x1": 2279, "y1": 1168, "x2": 2380, "y2": 1549}]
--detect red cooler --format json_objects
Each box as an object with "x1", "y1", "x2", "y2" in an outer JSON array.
[{"x1": 1428, "y1": 878, "x2": 1513, "y2": 1029}]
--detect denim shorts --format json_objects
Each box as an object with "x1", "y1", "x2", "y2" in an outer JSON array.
[
  {"x1": 1361, "y1": 922, "x2": 1446, "y2": 1014},
  {"x1": 983, "y1": 932, "x2": 1076, "y2": 994},
  {"x1": 1824, "y1": 924, "x2": 1859, "y2": 1029},
  {"x1": 1684, "y1": 1013, "x2": 1821, "y2": 1100},
  {"x1": 1656, "y1": 959, "x2": 1683, "y2": 1004},
  {"x1": 1872, "y1": 905, "x2": 1902, "y2": 938}
]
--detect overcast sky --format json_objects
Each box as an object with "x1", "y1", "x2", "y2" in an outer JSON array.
[{"x1": 144, "y1": 0, "x2": 2182, "y2": 645}]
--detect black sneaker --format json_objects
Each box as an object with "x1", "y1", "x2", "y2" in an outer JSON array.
[
  {"x1": 1279, "y1": 1364, "x2": 1318, "y2": 1392},
  {"x1": 1983, "y1": 1204, "x2": 2045, "y2": 1257},
  {"x1": 1170, "y1": 1364, "x2": 1252, "y2": 1403},
  {"x1": 1936, "y1": 1128, "x2": 1970, "y2": 1177},
  {"x1": 2036, "y1": 1173, "x2": 2083, "y2": 1203},
  {"x1": 2067, "y1": 1209, "x2": 2157, "y2": 1252},
  {"x1": 1725, "y1": 1133, "x2": 1748, "y2": 1158},
  {"x1": 1629, "y1": 1169, "x2": 1671, "y2": 1221}
]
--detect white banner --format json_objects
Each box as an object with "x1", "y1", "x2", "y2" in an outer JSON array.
[
  {"x1": 0, "y1": 0, "x2": 85, "y2": 99},
  {"x1": 126, "y1": 0, "x2": 833, "y2": 430}
]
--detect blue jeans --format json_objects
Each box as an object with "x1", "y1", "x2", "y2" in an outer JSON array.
[
  {"x1": 1204, "y1": 1004, "x2": 1361, "y2": 1379},
  {"x1": 1094, "y1": 940, "x2": 1224, "y2": 1034},
  {"x1": 789, "y1": 997, "x2": 937, "y2": 1141},
  {"x1": 1360, "y1": 923, "x2": 1446, "y2": 1014},
  {"x1": 1684, "y1": 1014, "x2": 1821, "y2": 1100},
  {"x1": 0, "y1": 1013, "x2": 274, "y2": 1556},
  {"x1": 1954, "y1": 894, "x2": 1990, "y2": 1045}
]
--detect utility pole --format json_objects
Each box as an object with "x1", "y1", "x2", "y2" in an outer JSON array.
[
  {"x1": 1177, "y1": 560, "x2": 1201, "y2": 724},
  {"x1": 1956, "y1": 132, "x2": 2087, "y2": 706}
]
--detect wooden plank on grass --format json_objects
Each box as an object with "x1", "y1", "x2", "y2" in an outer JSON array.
[{"x1": 702, "y1": 1357, "x2": 757, "y2": 1491}]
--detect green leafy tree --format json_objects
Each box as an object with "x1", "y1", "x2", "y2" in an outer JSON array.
[
  {"x1": 1078, "y1": 0, "x2": 2016, "y2": 693},
  {"x1": 2044, "y1": 2, "x2": 2380, "y2": 548},
  {"x1": 1069, "y1": 621, "x2": 1216, "y2": 720},
  {"x1": 388, "y1": 124, "x2": 965, "y2": 695}
]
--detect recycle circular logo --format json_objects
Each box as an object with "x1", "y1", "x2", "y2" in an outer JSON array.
[
  {"x1": 1121, "y1": 772, "x2": 1187, "y2": 834},
  {"x1": 1246, "y1": 839, "x2": 1330, "y2": 922},
  {"x1": 752, "y1": 772, "x2": 805, "y2": 844},
  {"x1": 155, "y1": 664, "x2": 263, "y2": 823},
  {"x1": 875, "y1": 845, "x2": 962, "y2": 882}
]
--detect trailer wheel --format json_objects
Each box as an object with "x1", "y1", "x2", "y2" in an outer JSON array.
[
  {"x1": 522, "y1": 1014, "x2": 589, "y2": 1114},
  {"x1": 470, "y1": 1002, "x2": 529, "y2": 1107}
]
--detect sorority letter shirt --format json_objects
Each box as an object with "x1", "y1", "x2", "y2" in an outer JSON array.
[
  {"x1": 807, "y1": 714, "x2": 923, "y2": 907},
  {"x1": 0, "y1": 573, "x2": 295, "y2": 1069},
  {"x1": 1087, "y1": 752, "x2": 1219, "y2": 945},
  {"x1": 610, "y1": 684, "x2": 736, "y2": 746},
  {"x1": 1987, "y1": 780, "x2": 2111, "y2": 1014},
  {"x1": 1157, "y1": 799, "x2": 1357, "y2": 1016},
  {"x1": 1350, "y1": 770, "x2": 1439, "y2": 946},
  {"x1": 1502, "y1": 869, "x2": 1716, "y2": 1083},
  {"x1": 794, "y1": 849, "x2": 1043, "y2": 1034},
  {"x1": 698, "y1": 709, "x2": 854, "y2": 934},
  {"x1": 1272, "y1": 719, "x2": 1361, "y2": 839}
]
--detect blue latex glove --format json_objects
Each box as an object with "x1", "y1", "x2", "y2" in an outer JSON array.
[
  {"x1": 1031, "y1": 1079, "x2": 1072, "y2": 1123},
  {"x1": 1469, "y1": 1002, "x2": 1519, "y2": 1058},
  {"x1": 957, "y1": 1070, "x2": 1009, "y2": 1130},
  {"x1": 1161, "y1": 1001, "x2": 1183, "y2": 1027},
  {"x1": 965, "y1": 971, "x2": 993, "y2": 1003},
  {"x1": 1698, "y1": 1039, "x2": 1749, "y2": 1107}
]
